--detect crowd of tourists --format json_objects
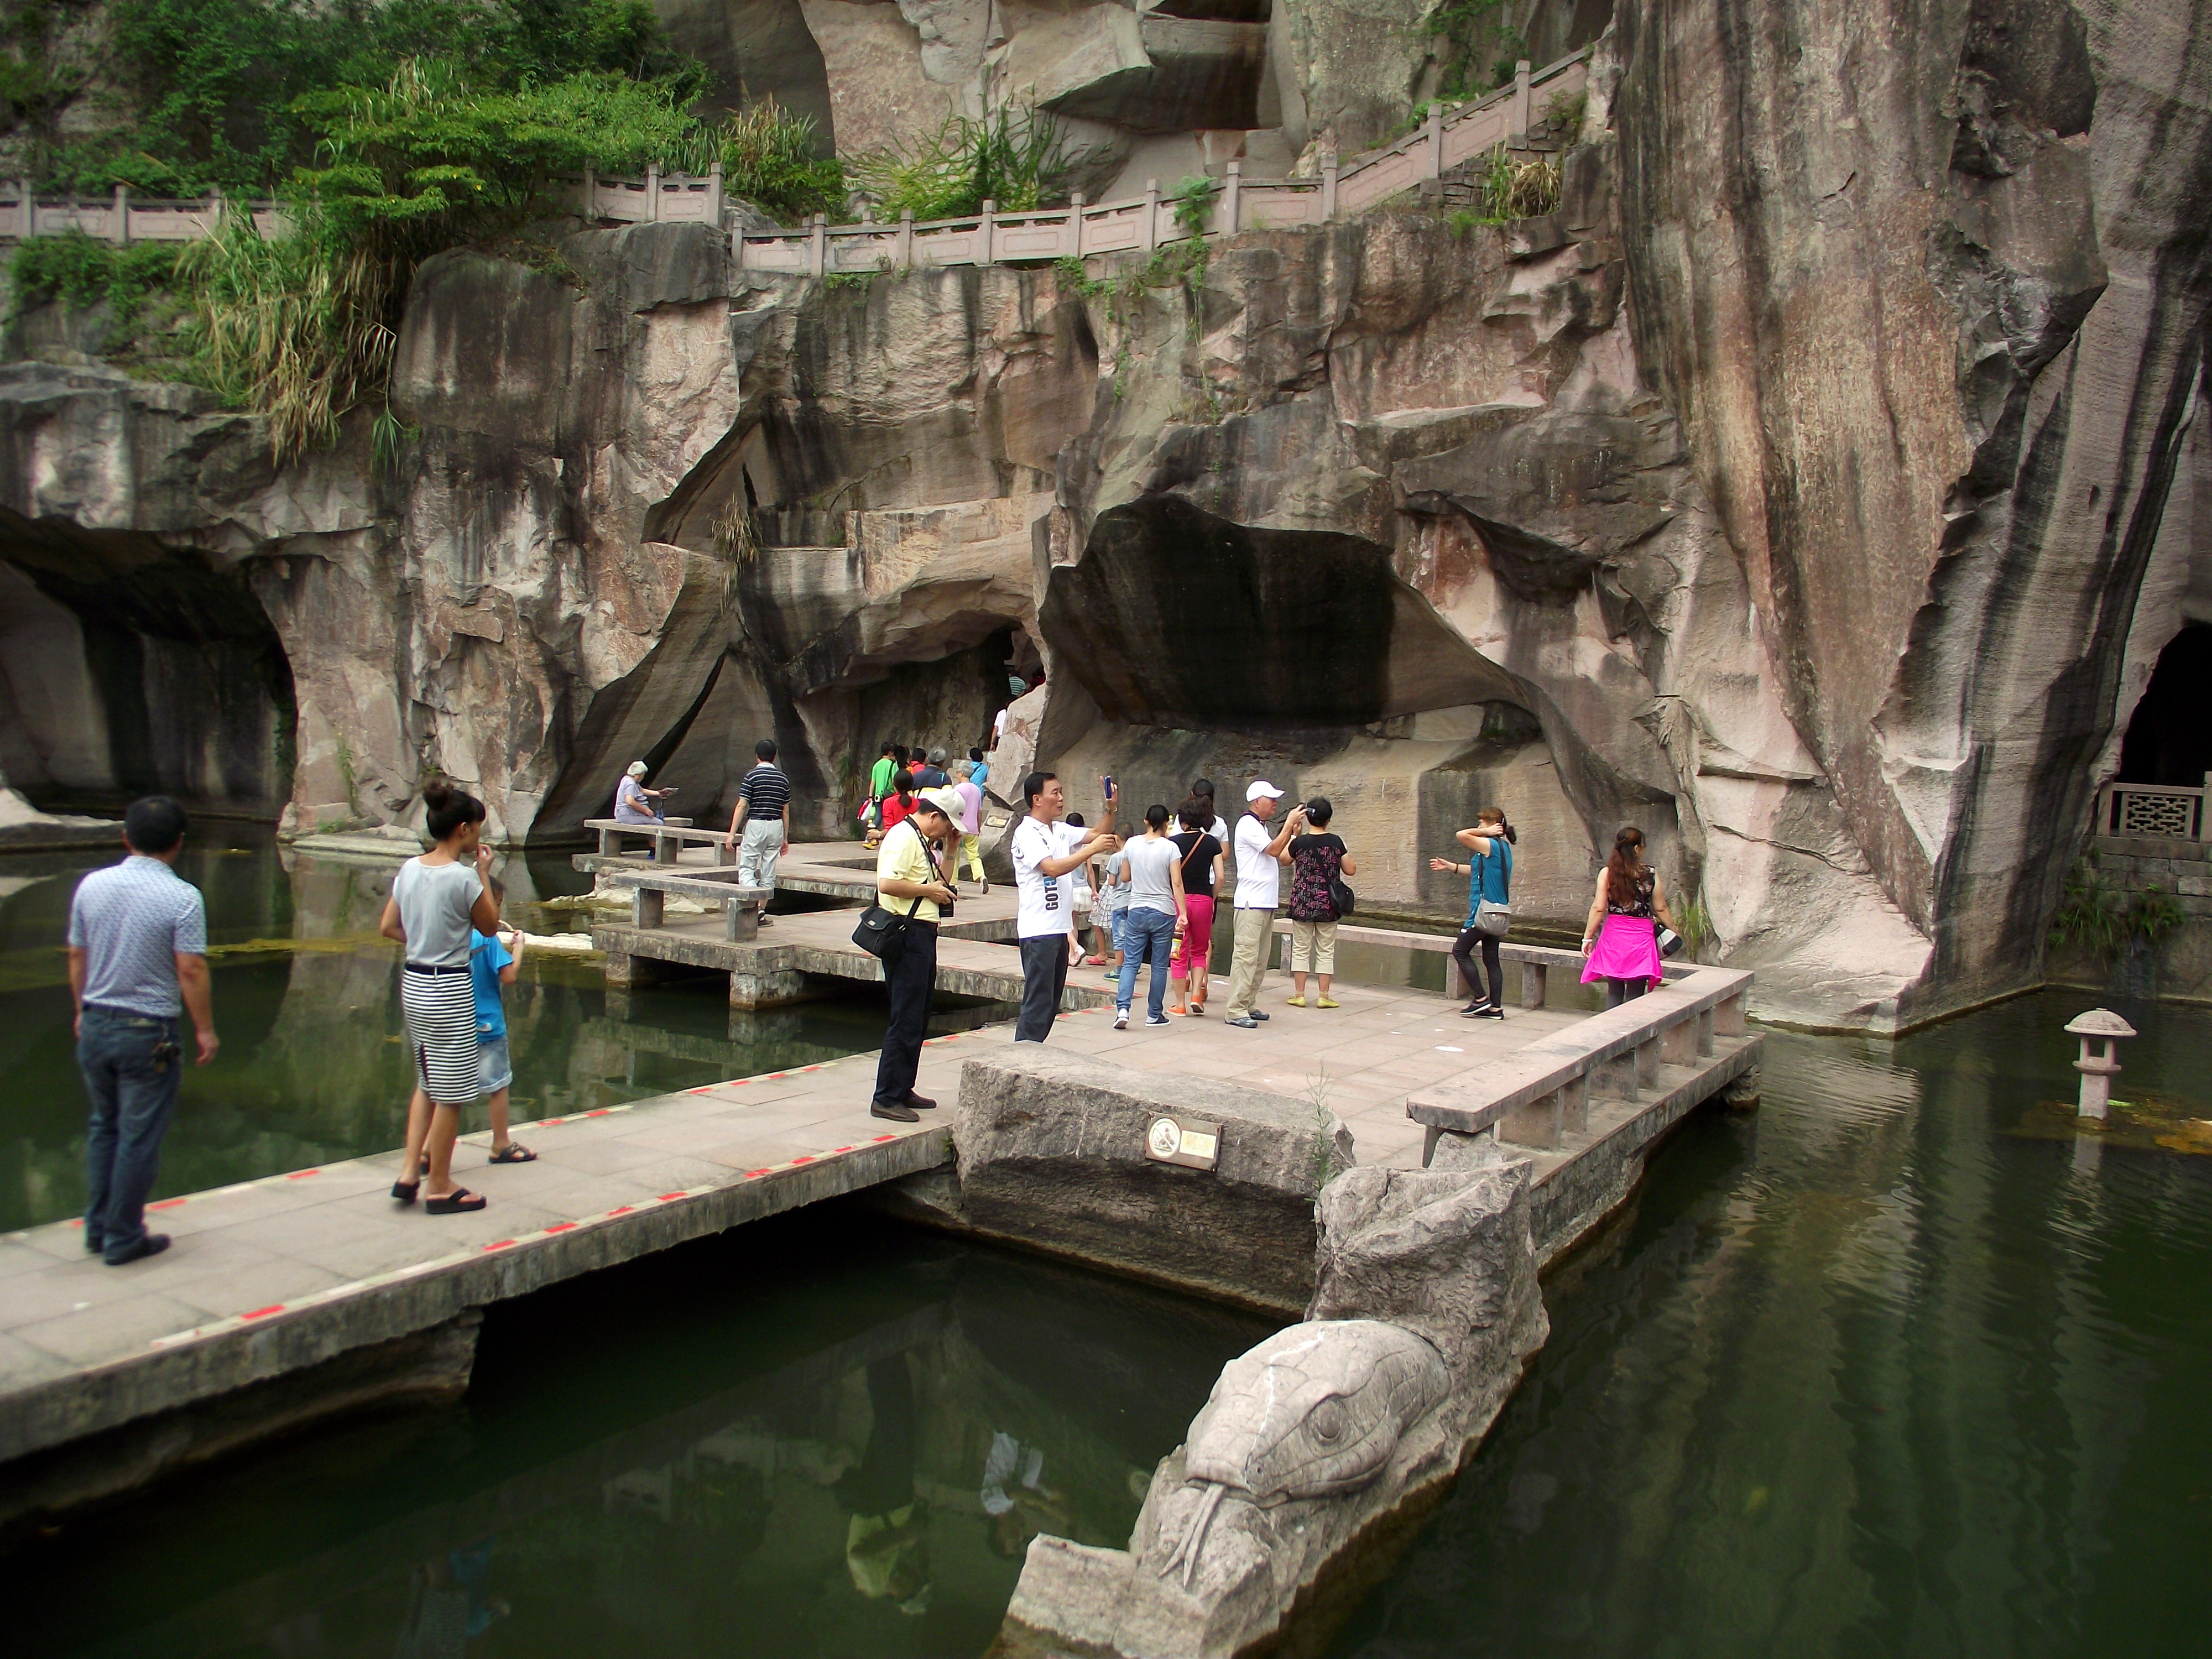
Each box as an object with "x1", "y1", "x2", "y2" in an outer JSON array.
[
  {"x1": 864, "y1": 757, "x2": 1680, "y2": 1120},
  {"x1": 58, "y1": 740, "x2": 1683, "y2": 1251}
]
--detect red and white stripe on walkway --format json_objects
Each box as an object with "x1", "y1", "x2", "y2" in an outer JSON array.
[{"x1": 140, "y1": 1032, "x2": 991, "y2": 1353}]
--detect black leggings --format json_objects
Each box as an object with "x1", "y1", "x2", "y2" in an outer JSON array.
[
  {"x1": 1605, "y1": 976, "x2": 1648, "y2": 1010},
  {"x1": 1452, "y1": 927, "x2": 1503, "y2": 1006}
]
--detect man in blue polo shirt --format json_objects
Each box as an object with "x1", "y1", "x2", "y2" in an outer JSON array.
[{"x1": 65, "y1": 796, "x2": 218, "y2": 1265}]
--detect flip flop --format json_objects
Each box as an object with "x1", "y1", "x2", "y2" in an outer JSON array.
[
  {"x1": 391, "y1": 1180, "x2": 420, "y2": 1204},
  {"x1": 425, "y1": 1188, "x2": 488, "y2": 1214},
  {"x1": 489, "y1": 1142, "x2": 537, "y2": 1164}
]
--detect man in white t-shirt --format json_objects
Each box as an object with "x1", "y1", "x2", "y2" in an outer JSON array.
[
  {"x1": 1011, "y1": 770, "x2": 1118, "y2": 1041},
  {"x1": 1223, "y1": 780, "x2": 1304, "y2": 1028}
]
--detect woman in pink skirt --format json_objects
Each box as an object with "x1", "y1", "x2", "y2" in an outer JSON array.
[{"x1": 1580, "y1": 826, "x2": 1677, "y2": 1008}]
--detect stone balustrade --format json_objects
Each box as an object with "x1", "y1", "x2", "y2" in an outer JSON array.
[
  {"x1": 2097, "y1": 775, "x2": 2209, "y2": 843},
  {"x1": 1405, "y1": 960, "x2": 1755, "y2": 1156},
  {"x1": 0, "y1": 51, "x2": 1588, "y2": 265}
]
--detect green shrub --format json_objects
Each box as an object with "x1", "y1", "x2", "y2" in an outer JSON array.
[
  {"x1": 42, "y1": 0, "x2": 702, "y2": 196},
  {"x1": 9, "y1": 232, "x2": 181, "y2": 332},
  {"x1": 667, "y1": 100, "x2": 845, "y2": 225},
  {"x1": 2049, "y1": 855, "x2": 2189, "y2": 963},
  {"x1": 1479, "y1": 147, "x2": 1562, "y2": 220},
  {"x1": 1425, "y1": 0, "x2": 1526, "y2": 101},
  {"x1": 851, "y1": 105, "x2": 1085, "y2": 222},
  {"x1": 1171, "y1": 174, "x2": 1219, "y2": 240}
]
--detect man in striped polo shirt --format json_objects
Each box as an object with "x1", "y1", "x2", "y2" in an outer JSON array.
[
  {"x1": 727, "y1": 737, "x2": 792, "y2": 903},
  {"x1": 65, "y1": 796, "x2": 219, "y2": 1265}
]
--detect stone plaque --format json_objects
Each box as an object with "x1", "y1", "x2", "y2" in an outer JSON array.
[{"x1": 1144, "y1": 1113, "x2": 1222, "y2": 1171}]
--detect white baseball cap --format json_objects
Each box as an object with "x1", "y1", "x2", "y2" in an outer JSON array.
[
  {"x1": 917, "y1": 787, "x2": 966, "y2": 821},
  {"x1": 1246, "y1": 780, "x2": 1284, "y2": 802}
]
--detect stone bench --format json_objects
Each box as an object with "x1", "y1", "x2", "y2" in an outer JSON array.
[
  {"x1": 592, "y1": 868, "x2": 774, "y2": 941},
  {"x1": 582, "y1": 816, "x2": 718, "y2": 867}
]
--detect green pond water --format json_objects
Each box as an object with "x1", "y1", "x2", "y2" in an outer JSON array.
[
  {"x1": 5, "y1": 839, "x2": 2211, "y2": 1656},
  {"x1": 0, "y1": 830, "x2": 921, "y2": 1233}
]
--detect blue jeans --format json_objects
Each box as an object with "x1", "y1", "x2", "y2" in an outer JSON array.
[
  {"x1": 1118, "y1": 907, "x2": 1177, "y2": 1020},
  {"x1": 79, "y1": 1005, "x2": 185, "y2": 1262}
]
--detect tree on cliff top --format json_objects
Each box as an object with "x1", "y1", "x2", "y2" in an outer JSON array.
[{"x1": 45, "y1": 0, "x2": 696, "y2": 194}]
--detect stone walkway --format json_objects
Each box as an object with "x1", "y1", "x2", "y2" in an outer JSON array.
[{"x1": 0, "y1": 973, "x2": 1568, "y2": 1446}]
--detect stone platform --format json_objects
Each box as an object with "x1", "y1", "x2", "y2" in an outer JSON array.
[{"x1": 0, "y1": 952, "x2": 1756, "y2": 1531}]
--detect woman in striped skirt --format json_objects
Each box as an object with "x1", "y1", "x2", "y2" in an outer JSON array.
[{"x1": 379, "y1": 780, "x2": 503, "y2": 1214}]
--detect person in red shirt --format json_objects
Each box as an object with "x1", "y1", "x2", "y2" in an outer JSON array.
[{"x1": 878, "y1": 769, "x2": 918, "y2": 835}]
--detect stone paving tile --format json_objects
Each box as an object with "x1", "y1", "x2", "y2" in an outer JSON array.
[
  {"x1": 0, "y1": 1253, "x2": 155, "y2": 1330},
  {"x1": 15, "y1": 1291, "x2": 217, "y2": 1366},
  {"x1": 0, "y1": 1329, "x2": 74, "y2": 1390},
  {"x1": 527, "y1": 1135, "x2": 713, "y2": 1177},
  {"x1": 166, "y1": 1255, "x2": 352, "y2": 1321}
]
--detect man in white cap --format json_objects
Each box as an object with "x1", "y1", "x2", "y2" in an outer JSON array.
[
  {"x1": 614, "y1": 760, "x2": 670, "y2": 825},
  {"x1": 1222, "y1": 781, "x2": 1304, "y2": 1029}
]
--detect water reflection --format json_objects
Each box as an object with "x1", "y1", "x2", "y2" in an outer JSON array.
[
  {"x1": 0, "y1": 832, "x2": 895, "y2": 1232},
  {"x1": 1328, "y1": 993, "x2": 2212, "y2": 1658},
  {"x1": 9, "y1": 1210, "x2": 1273, "y2": 1659}
]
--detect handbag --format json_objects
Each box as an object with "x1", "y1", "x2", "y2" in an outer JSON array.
[
  {"x1": 1328, "y1": 870, "x2": 1357, "y2": 918},
  {"x1": 851, "y1": 825, "x2": 939, "y2": 963},
  {"x1": 1474, "y1": 899, "x2": 1511, "y2": 938}
]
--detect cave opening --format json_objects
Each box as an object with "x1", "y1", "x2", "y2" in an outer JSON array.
[
  {"x1": 2118, "y1": 622, "x2": 2212, "y2": 788},
  {"x1": 0, "y1": 535, "x2": 298, "y2": 816}
]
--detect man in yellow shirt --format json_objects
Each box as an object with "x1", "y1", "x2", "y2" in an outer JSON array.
[{"x1": 872, "y1": 787, "x2": 961, "y2": 1121}]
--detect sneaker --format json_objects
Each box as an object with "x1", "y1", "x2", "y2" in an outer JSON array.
[
  {"x1": 1471, "y1": 1004, "x2": 1505, "y2": 1019},
  {"x1": 1250, "y1": 1010, "x2": 1270, "y2": 1021},
  {"x1": 1285, "y1": 995, "x2": 1307, "y2": 1008},
  {"x1": 1317, "y1": 997, "x2": 1340, "y2": 1009},
  {"x1": 1114, "y1": 1010, "x2": 1130, "y2": 1030},
  {"x1": 1146, "y1": 1013, "x2": 1171, "y2": 1027},
  {"x1": 1226, "y1": 1015, "x2": 1259, "y2": 1029},
  {"x1": 1460, "y1": 1000, "x2": 1484, "y2": 1014},
  {"x1": 103, "y1": 1233, "x2": 171, "y2": 1266},
  {"x1": 870, "y1": 1100, "x2": 921, "y2": 1123}
]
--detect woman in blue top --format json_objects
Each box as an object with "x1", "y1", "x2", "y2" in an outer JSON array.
[{"x1": 1432, "y1": 808, "x2": 1515, "y2": 1019}]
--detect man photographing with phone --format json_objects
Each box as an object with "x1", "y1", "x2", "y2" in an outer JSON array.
[{"x1": 1011, "y1": 771, "x2": 1119, "y2": 1042}]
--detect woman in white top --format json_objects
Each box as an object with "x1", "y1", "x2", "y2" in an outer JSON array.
[
  {"x1": 380, "y1": 781, "x2": 502, "y2": 1214},
  {"x1": 1115, "y1": 805, "x2": 1189, "y2": 1030}
]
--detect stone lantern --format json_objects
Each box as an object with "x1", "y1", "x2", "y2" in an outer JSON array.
[{"x1": 2065, "y1": 1008, "x2": 2137, "y2": 1120}]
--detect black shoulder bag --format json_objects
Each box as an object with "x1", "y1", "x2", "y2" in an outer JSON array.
[
  {"x1": 851, "y1": 823, "x2": 938, "y2": 964},
  {"x1": 1327, "y1": 846, "x2": 1357, "y2": 920}
]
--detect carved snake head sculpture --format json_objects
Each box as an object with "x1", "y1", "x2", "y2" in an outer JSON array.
[{"x1": 1157, "y1": 1319, "x2": 1448, "y2": 1587}]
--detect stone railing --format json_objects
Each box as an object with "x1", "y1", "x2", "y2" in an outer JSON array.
[
  {"x1": 733, "y1": 50, "x2": 1590, "y2": 276},
  {"x1": 2096, "y1": 776, "x2": 2209, "y2": 843},
  {"x1": 0, "y1": 184, "x2": 287, "y2": 243},
  {"x1": 0, "y1": 51, "x2": 1587, "y2": 260},
  {"x1": 1404, "y1": 958, "x2": 1754, "y2": 1156}
]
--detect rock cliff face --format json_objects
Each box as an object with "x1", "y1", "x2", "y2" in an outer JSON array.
[{"x1": 2, "y1": 1, "x2": 2209, "y2": 1029}]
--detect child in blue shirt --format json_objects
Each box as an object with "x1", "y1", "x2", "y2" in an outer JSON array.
[{"x1": 470, "y1": 877, "x2": 534, "y2": 1163}]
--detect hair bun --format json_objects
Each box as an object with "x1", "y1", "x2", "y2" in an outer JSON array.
[{"x1": 421, "y1": 780, "x2": 454, "y2": 810}]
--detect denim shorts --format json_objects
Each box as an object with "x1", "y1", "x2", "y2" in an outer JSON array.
[{"x1": 477, "y1": 1033, "x2": 512, "y2": 1094}]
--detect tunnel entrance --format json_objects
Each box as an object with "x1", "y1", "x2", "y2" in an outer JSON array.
[{"x1": 2119, "y1": 622, "x2": 2212, "y2": 788}]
